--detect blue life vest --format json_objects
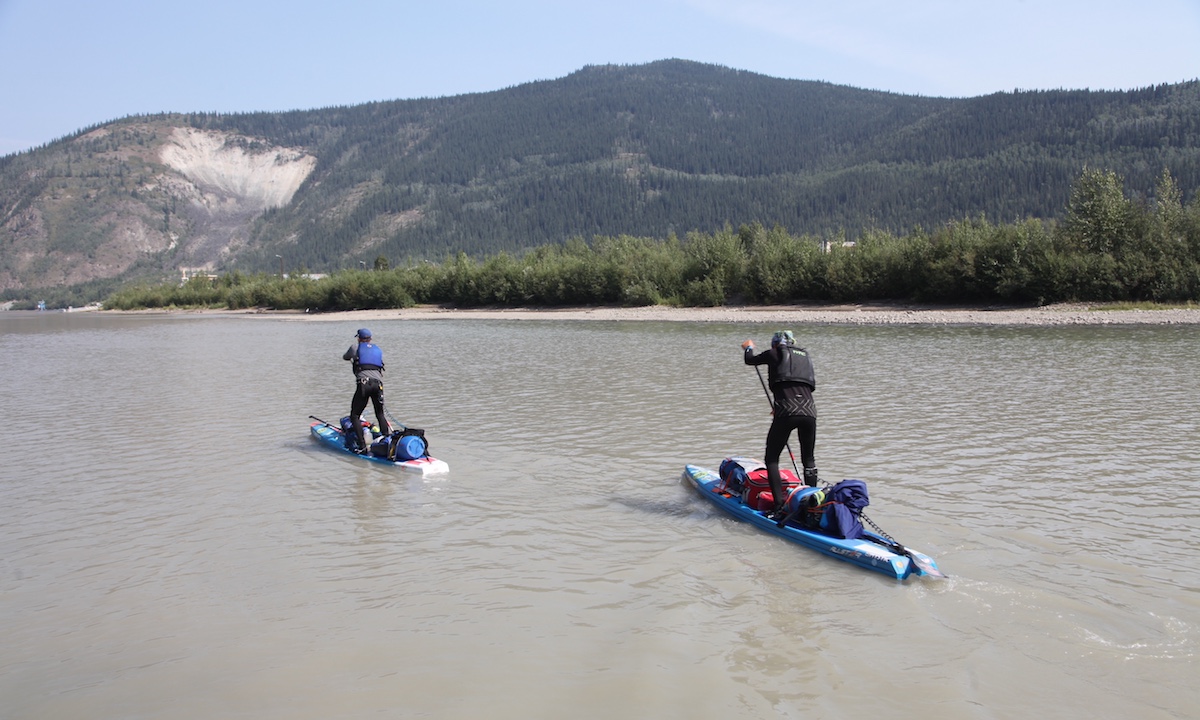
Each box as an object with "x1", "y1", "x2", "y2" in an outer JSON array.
[{"x1": 355, "y1": 342, "x2": 384, "y2": 370}]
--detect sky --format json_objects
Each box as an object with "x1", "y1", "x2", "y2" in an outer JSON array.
[{"x1": 2, "y1": 0, "x2": 1199, "y2": 156}]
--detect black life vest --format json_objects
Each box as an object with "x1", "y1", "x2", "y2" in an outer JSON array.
[{"x1": 769, "y1": 345, "x2": 815, "y2": 389}]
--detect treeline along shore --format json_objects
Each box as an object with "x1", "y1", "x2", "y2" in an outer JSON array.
[
  {"x1": 187, "y1": 304, "x2": 1200, "y2": 327},
  {"x1": 102, "y1": 169, "x2": 1200, "y2": 314}
]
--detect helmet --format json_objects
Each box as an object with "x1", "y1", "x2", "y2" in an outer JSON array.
[
  {"x1": 356, "y1": 328, "x2": 372, "y2": 340},
  {"x1": 771, "y1": 330, "x2": 794, "y2": 348}
]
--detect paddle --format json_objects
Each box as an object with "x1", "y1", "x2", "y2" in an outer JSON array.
[
  {"x1": 899, "y1": 545, "x2": 946, "y2": 579},
  {"x1": 872, "y1": 537, "x2": 947, "y2": 579}
]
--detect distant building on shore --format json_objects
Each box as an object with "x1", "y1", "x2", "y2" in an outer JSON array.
[{"x1": 180, "y1": 268, "x2": 219, "y2": 285}]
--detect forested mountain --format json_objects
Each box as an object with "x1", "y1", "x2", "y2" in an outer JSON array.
[{"x1": 3, "y1": 59, "x2": 1199, "y2": 301}]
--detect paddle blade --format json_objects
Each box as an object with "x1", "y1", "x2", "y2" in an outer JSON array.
[{"x1": 907, "y1": 551, "x2": 947, "y2": 579}]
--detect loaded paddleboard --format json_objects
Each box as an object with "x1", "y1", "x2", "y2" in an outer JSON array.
[
  {"x1": 683, "y1": 463, "x2": 943, "y2": 580},
  {"x1": 310, "y1": 417, "x2": 449, "y2": 476}
]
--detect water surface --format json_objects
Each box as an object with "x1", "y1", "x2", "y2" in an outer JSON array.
[{"x1": 1, "y1": 312, "x2": 1196, "y2": 719}]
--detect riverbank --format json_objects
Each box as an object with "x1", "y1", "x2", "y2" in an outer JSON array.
[{"x1": 120, "y1": 302, "x2": 1200, "y2": 325}]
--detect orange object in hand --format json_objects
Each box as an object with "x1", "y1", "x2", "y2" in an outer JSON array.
[{"x1": 741, "y1": 340, "x2": 755, "y2": 349}]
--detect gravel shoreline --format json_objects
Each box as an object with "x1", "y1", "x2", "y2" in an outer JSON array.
[{"x1": 166, "y1": 302, "x2": 1200, "y2": 326}]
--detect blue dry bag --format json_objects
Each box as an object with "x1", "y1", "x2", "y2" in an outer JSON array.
[
  {"x1": 370, "y1": 428, "x2": 428, "y2": 461},
  {"x1": 395, "y1": 434, "x2": 426, "y2": 460}
]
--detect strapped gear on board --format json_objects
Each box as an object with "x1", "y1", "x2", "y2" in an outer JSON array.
[
  {"x1": 781, "y1": 478, "x2": 869, "y2": 539},
  {"x1": 341, "y1": 416, "x2": 376, "y2": 453},
  {"x1": 720, "y1": 455, "x2": 872, "y2": 540},
  {"x1": 718, "y1": 457, "x2": 801, "y2": 512},
  {"x1": 341, "y1": 415, "x2": 430, "y2": 460},
  {"x1": 370, "y1": 427, "x2": 429, "y2": 461}
]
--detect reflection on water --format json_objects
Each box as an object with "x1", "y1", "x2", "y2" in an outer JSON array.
[{"x1": 1, "y1": 313, "x2": 1197, "y2": 719}]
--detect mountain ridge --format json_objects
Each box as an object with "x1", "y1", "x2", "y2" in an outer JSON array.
[{"x1": 2, "y1": 59, "x2": 1198, "y2": 301}]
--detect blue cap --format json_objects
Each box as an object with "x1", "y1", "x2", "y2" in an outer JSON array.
[{"x1": 356, "y1": 328, "x2": 372, "y2": 340}]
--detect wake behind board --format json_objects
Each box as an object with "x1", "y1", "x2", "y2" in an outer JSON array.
[
  {"x1": 310, "y1": 420, "x2": 449, "y2": 476},
  {"x1": 683, "y1": 464, "x2": 942, "y2": 580}
]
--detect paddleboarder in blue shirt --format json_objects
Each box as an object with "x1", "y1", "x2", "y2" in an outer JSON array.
[
  {"x1": 343, "y1": 328, "x2": 391, "y2": 450},
  {"x1": 742, "y1": 330, "x2": 819, "y2": 518}
]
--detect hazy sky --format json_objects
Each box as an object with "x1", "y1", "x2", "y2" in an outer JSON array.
[{"x1": 2, "y1": 0, "x2": 1198, "y2": 156}]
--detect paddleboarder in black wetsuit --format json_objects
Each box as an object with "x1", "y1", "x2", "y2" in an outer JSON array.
[
  {"x1": 742, "y1": 330, "x2": 819, "y2": 517},
  {"x1": 343, "y1": 328, "x2": 390, "y2": 450}
]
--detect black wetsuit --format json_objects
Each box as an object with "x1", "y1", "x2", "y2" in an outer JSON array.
[
  {"x1": 343, "y1": 341, "x2": 390, "y2": 445},
  {"x1": 744, "y1": 343, "x2": 817, "y2": 510}
]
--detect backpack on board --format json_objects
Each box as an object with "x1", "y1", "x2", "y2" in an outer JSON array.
[
  {"x1": 340, "y1": 416, "x2": 376, "y2": 452},
  {"x1": 718, "y1": 457, "x2": 764, "y2": 496}
]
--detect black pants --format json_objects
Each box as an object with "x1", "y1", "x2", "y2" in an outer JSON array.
[
  {"x1": 764, "y1": 414, "x2": 816, "y2": 509},
  {"x1": 350, "y1": 378, "x2": 390, "y2": 445}
]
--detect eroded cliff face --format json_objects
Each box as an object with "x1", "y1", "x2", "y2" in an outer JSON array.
[
  {"x1": 157, "y1": 127, "x2": 317, "y2": 267},
  {"x1": 159, "y1": 128, "x2": 315, "y2": 212},
  {"x1": 0, "y1": 125, "x2": 316, "y2": 292}
]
